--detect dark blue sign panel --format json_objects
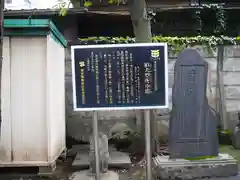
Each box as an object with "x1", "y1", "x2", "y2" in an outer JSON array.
[{"x1": 71, "y1": 43, "x2": 168, "y2": 111}]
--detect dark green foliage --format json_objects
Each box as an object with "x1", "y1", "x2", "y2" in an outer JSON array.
[{"x1": 77, "y1": 35, "x2": 238, "y2": 54}]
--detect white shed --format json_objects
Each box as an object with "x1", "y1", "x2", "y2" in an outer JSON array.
[{"x1": 0, "y1": 19, "x2": 67, "y2": 168}]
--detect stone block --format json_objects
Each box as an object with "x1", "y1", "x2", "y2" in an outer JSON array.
[
  {"x1": 223, "y1": 72, "x2": 240, "y2": 86},
  {"x1": 224, "y1": 46, "x2": 240, "y2": 58},
  {"x1": 65, "y1": 48, "x2": 71, "y2": 59},
  {"x1": 224, "y1": 46, "x2": 234, "y2": 58},
  {"x1": 168, "y1": 58, "x2": 176, "y2": 73},
  {"x1": 194, "y1": 45, "x2": 217, "y2": 58},
  {"x1": 72, "y1": 149, "x2": 131, "y2": 169},
  {"x1": 168, "y1": 73, "x2": 174, "y2": 88},
  {"x1": 225, "y1": 86, "x2": 240, "y2": 100},
  {"x1": 153, "y1": 153, "x2": 238, "y2": 180},
  {"x1": 223, "y1": 58, "x2": 240, "y2": 72},
  {"x1": 205, "y1": 57, "x2": 217, "y2": 71},
  {"x1": 210, "y1": 71, "x2": 217, "y2": 86},
  {"x1": 65, "y1": 61, "x2": 72, "y2": 75},
  {"x1": 168, "y1": 88, "x2": 172, "y2": 109},
  {"x1": 225, "y1": 100, "x2": 240, "y2": 112},
  {"x1": 65, "y1": 81, "x2": 73, "y2": 92}
]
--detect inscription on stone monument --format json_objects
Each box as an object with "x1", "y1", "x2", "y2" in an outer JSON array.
[{"x1": 169, "y1": 48, "x2": 219, "y2": 158}]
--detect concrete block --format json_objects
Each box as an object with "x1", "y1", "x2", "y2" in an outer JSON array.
[
  {"x1": 223, "y1": 58, "x2": 240, "y2": 71},
  {"x1": 224, "y1": 46, "x2": 240, "y2": 58},
  {"x1": 205, "y1": 57, "x2": 217, "y2": 71},
  {"x1": 153, "y1": 153, "x2": 238, "y2": 180},
  {"x1": 223, "y1": 72, "x2": 240, "y2": 86},
  {"x1": 226, "y1": 100, "x2": 240, "y2": 112},
  {"x1": 225, "y1": 86, "x2": 240, "y2": 100},
  {"x1": 168, "y1": 59, "x2": 176, "y2": 73},
  {"x1": 72, "y1": 148, "x2": 131, "y2": 169}
]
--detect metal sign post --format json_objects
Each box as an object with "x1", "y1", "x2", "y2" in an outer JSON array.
[
  {"x1": 93, "y1": 111, "x2": 100, "y2": 180},
  {"x1": 145, "y1": 109, "x2": 152, "y2": 180},
  {"x1": 71, "y1": 43, "x2": 168, "y2": 180}
]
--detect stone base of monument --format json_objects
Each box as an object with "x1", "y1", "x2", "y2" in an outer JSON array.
[
  {"x1": 153, "y1": 153, "x2": 238, "y2": 180},
  {"x1": 71, "y1": 170, "x2": 119, "y2": 180},
  {"x1": 72, "y1": 145, "x2": 131, "y2": 169}
]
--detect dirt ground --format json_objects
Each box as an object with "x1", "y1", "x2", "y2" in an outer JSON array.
[
  {"x1": 0, "y1": 145, "x2": 239, "y2": 180},
  {"x1": 0, "y1": 158, "x2": 150, "y2": 180},
  {"x1": 0, "y1": 160, "x2": 239, "y2": 180}
]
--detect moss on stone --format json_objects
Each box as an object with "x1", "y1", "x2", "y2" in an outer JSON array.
[{"x1": 184, "y1": 156, "x2": 217, "y2": 161}]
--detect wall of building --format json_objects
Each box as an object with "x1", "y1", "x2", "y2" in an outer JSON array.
[
  {"x1": 65, "y1": 45, "x2": 240, "y2": 142},
  {"x1": 5, "y1": 0, "x2": 32, "y2": 10}
]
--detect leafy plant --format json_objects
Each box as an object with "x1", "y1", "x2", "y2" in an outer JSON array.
[
  {"x1": 202, "y1": 4, "x2": 226, "y2": 35},
  {"x1": 78, "y1": 35, "x2": 237, "y2": 54}
]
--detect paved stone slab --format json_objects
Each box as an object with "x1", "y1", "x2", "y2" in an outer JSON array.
[
  {"x1": 210, "y1": 174, "x2": 240, "y2": 180},
  {"x1": 153, "y1": 153, "x2": 238, "y2": 180},
  {"x1": 71, "y1": 170, "x2": 119, "y2": 180},
  {"x1": 72, "y1": 150, "x2": 131, "y2": 169},
  {"x1": 71, "y1": 144, "x2": 117, "y2": 152},
  {"x1": 69, "y1": 145, "x2": 117, "y2": 155}
]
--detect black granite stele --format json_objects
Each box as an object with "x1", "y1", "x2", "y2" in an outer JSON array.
[{"x1": 169, "y1": 48, "x2": 219, "y2": 159}]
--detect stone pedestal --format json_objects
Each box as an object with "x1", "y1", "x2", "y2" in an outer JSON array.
[
  {"x1": 72, "y1": 145, "x2": 131, "y2": 169},
  {"x1": 71, "y1": 170, "x2": 119, "y2": 180},
  {"x1": 153, "y1": 153, "x2": 238, "y2": 180}
]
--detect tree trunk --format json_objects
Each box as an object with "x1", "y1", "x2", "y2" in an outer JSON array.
[
  {"x1": 128, "y1": 0, "x2": 151, "y2": 43},
  {"x1": 70, "y1": 0, "x2": 158, "y2": 155},
  {"x1": 129, "y1": 0, "x2": 157, "y2": 155}
]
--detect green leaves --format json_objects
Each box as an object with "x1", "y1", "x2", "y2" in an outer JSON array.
[
  {"x1": 78, "y1": 36, "x2": 237, "y2": 55},
  {"x1": 108, "y1": 0, "x2": 121, "y2": 4},
  {"x1": 84, "y1": 1, "x2": 93, "y2": 7},
  {"x1": 193, "y1": 4, "x2": 226, "y2": 35},
  {"x1": 54, "y1": 0, "x2": 71, "y2": 16},
  {"x1": 59, "y1": 8, "x2": 68, "y2": 16}
]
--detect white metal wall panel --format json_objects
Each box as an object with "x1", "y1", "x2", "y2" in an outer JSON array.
[
  {"x1": 10, "y1": 37, "x2": 47, "y2": 161},
  {"x1": 46, "y1": 35, "x2": 66, "y2": 161},
  {"x1": 0, "y1": 37, "x2": 12, "y2": 161}
]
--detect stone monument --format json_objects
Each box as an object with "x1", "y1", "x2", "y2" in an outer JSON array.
[
  {"x1": 89, "y1": 132, "x2": 110, "y2": 174},
  {"x1": 169, "y1": 48, "x2": 219, "y2": 158},
  {"x1": 71, "y1": 131, "x2": 119, "y2": 180},
  {"x1": 71, "y1": 120, "x2": 131, "y2": 169},
  {"x1": 154, "y1": 48, "x2": 238, "y2": 180}
]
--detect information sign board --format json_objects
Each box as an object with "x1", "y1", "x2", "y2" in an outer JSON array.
[{"x1": 71, "y1": 43, "x2": 168, "y2": 111}]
